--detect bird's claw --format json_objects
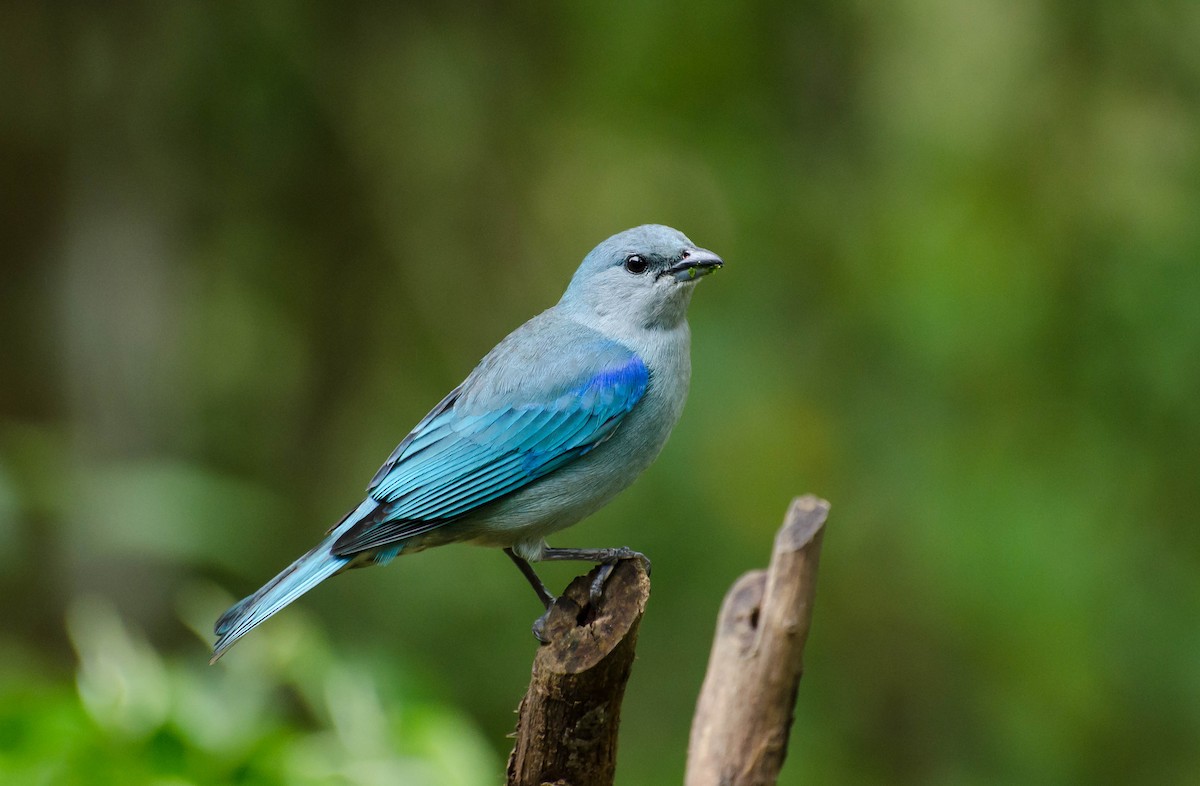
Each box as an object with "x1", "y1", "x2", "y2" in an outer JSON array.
[
  {"x1": 589, "y1": 563, "x2": 615, "y2": 604},
  {"x1": 532, "y1": 607, "x2": 553, "y2": 644},
  {"x1": 588, "y1": 548, "x2": 651, "y2": 603},
  {"x1": 604, "y1": 547, "x2": 652, "y2": 576}
]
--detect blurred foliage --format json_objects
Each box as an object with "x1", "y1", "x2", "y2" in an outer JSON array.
[
  {"x1": 2, "y1": 1, "x2": 1199, "y2": 784},
  {"x1": 0, "y1": 592, "x2": 495, "y2": 786}
]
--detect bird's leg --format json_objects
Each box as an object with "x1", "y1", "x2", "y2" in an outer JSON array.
[
  {"x1": 538, "y1": 546, "x2": 652, "y2": 603},
  {"x1": 507, "y1": 546, "x2": 651, "y2": 642},
  {"x1": 505, "y1": 548, "x2": 556, "y2": 608},
  {"x1": 505, "y1": 548, "x2": 559, "y2": 642},
  {"x1": 539, "y1": 545, "x2": 652, "y2": 571}
]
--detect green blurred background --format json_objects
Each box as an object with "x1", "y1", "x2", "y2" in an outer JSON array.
[{"x1": 2, "y1": 2, "x2": 1198, "y2": 784}]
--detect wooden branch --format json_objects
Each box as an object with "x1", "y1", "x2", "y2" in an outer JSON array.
[
  {"x1": 686, "y1": 495, "x2": 829, "y2": 786},
  {"x1": 507, "y1": 559, "x2": 651, "y2": 786}
]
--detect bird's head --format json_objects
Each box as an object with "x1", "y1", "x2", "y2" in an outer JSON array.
[{"x1": 559, "y1": 225, "x2": 723, "y2": 331}]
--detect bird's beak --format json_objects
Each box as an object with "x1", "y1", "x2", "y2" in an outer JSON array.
[{"x1": 662, "y1": 248, "x2": 724, "y2": 283}]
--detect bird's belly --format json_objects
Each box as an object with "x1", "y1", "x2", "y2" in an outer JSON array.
[{"x1": 458, "y1": 448, "x2": 645, "y2": 548}]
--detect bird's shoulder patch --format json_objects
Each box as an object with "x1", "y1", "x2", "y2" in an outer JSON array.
[{"x1": 570, "y1": 351, "x2": 649, "y2": 411}]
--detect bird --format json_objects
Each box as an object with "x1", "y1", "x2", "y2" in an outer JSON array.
[{"x1": 212, "y1": 224, "x2": 723, "y2": 661}]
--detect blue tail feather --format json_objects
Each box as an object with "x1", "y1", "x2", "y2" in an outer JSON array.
[{"x1": 211, "y1": 499, "x2": 380, "y2": 662}]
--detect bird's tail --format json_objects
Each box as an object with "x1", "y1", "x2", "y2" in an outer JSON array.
[{"x1": 211, "y1": 499, "x2": 378, "y2": 662}]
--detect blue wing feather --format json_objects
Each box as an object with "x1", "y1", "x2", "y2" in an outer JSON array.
[{"x1": 332, "y1": 348, "x2": 648, "y2": 556}]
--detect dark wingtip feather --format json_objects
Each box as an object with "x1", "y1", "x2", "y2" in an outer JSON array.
[
  {"x1": 210, "y1": 596, "x2": 255, "y2": 663},
  {"x1": 214, "y1": 595, "x2": 253, "y2": 637}
]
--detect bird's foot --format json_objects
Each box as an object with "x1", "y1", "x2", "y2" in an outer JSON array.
[
  {"x1": 515, "y1": 545, "x2": 651, "y2": 643},
  {"x1": 539, "y1": 545, "x2": 651, "y2": 573},
  {"x1": 589, "y1": 563, "x2": 615, "y2": 604},
  {"x1": 531, "y1": 607, "x2": 553, "y2": 643},
  {"x1": 586, "y1": 549, "x2": 651, "y2": 603}
]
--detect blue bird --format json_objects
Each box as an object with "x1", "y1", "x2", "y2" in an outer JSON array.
[{"x1": 212, "y1": 225, "x2": 722, "y2": 661}]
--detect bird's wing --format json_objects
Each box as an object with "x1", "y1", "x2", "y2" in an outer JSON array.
[{"x1": 331, "y1": 337, "x2": 648, "y2": 556}]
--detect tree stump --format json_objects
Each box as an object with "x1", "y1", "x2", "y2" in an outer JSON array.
[{"x1": 507, "y1": 559, "x2": 651, "y2": 786}]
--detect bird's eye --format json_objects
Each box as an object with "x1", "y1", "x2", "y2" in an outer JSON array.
[{"x1": 624, "y1": 255, "x2": 648, "y2": 274}]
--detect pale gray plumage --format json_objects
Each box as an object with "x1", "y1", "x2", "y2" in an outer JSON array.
[{"x1": 213, "y1": 224, "x2": 722, "y2": 660}]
